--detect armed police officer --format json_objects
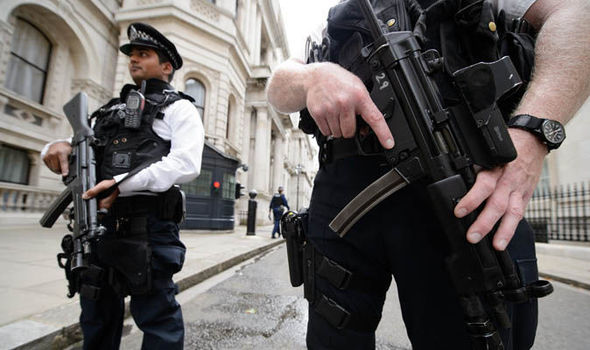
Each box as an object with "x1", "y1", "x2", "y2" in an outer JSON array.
[
  {"x1": 269, "y1": 186, "x2": 290, "y2": 238},
  {"x1": 42, "y1": 23, "x2": 204, "y2": 349},
  {"x1": 268, "y1": 0, "x2": 590, "y2": 349}
]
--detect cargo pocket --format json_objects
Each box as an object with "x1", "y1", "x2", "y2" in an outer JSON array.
[
  {"x1": 151, "y1": 245, "x2": 186, "y2": 275},
  {"x1": 97, "y1": 235, "x2": 152, "y2": 296}
]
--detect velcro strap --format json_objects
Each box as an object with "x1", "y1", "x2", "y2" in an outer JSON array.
[
  {"x1": 317, "y1": 256, "x2": 353, "y2": 289},
  {"x1": 80, "y1": 265, "x2": 104, "y2": 284},
  {"x1": 315, "y1": 295, "x2": 350, "y2": 329},
  {"x1": 80, "y1": 284, "x2": 101, "y2": 300},
  {"x1": 313, "y1": 294, "x2": 379, "y2": 332},
  {"x1": 315, "y1": 250, "x2": 387, "y2": 295}
]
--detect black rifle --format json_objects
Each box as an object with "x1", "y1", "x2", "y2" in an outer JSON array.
[
  {"x1": 329, "y1": 1, "x2": 552, "y2": 349},
  {"x1": 40, "y1": 92, "x2": 106, "y2": 297}
]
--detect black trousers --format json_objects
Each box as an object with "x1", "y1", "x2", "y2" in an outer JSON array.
[
  {"x1": 305, "y1": 156, "x2": 539, "y2": 350},
  {"x1": 80, "y1": 214, "x2": 185, "y2": 350}
]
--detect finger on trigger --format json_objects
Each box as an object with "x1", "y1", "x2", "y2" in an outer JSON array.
[
  {"x1": 326, "y1": 114, "x2": 342, "y2": 138},
  {"x1": 340, "y1": 105, "x2": 356, "y2": 138},
  {"x1": 59, "y1": 154, "x2": 69, "y2": 176}
]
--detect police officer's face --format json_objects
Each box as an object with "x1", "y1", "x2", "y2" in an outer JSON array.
[{"x1": 128, "y1": 47, "x2": 173, "y2": 84}]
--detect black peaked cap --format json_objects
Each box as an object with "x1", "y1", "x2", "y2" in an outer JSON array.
[{"x1": 119, "y1": 22, "x2": 183, "y2": 70}]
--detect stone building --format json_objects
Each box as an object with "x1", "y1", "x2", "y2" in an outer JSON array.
[
  {"x1": 0, "y1": 0, "x2": 316, "y2": 226},
  {"x1": 1, "y1": 0, "x2": 586, "y2": 227}
]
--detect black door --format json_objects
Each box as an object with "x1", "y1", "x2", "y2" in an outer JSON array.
[{"x1": 180, "y1": 143, "x2": 239, "y2": 230}]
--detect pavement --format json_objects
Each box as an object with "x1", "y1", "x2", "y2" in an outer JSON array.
[
  {"x1": 0, "y1": 224, "x2": 588, "y2": 350},
  {"x1": 0, "y1": 223, "x2": 283, "y2": 350}
]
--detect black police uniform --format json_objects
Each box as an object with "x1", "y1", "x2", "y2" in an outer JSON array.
[
  {"x1": 78, "y1": 23, "x2": 193, "y2": 350},
  {"x1": 300, "y1": 1, "x2": 540, "y2": 349}
]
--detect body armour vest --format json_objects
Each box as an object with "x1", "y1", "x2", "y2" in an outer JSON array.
[
  {"x1": 92, "y1": 78, "x2": 195, "y2": 182},
  {"x1": 300, "y1": 0, "x2": 536, "y2": 141}
]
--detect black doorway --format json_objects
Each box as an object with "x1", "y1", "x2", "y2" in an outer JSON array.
[{"x1": 180, "y1": 142, "x2": 239, "y2": 230}]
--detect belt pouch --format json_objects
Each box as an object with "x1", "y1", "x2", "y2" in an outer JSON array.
[
  {"x1": 281, "y1": 211, "x2": 306, "y2": 287},
  {"x1": 158, "y1": 187, "x2": 183, "y2": 222}
]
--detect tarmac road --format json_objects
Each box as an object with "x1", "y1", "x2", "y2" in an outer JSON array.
[{"x1": 118, "y1": 244, "x2": 590, "y2": 349}]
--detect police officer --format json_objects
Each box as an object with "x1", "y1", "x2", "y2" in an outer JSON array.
[
  {"x1": 269, "y1": 186, "x2": 290, "y2": 238},
  {"x1": 268, "y1": 0, "x2": 590, "y2": 349},
  {"x1": 42, "y1": 23, "x2": 204, "y2": 349}
]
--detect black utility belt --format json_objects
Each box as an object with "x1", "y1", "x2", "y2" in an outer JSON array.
[{"x1": 111, "y1": 187, "x2": 184, "y2": 223}]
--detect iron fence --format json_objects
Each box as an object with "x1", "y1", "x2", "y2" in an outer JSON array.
[{"x1": 526, "y1": 181, "x2": 590, "y2": 242}]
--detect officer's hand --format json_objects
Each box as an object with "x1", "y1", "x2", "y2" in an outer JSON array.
[
  {"x1": 82, "y1": 179, "x2": 120, "y2": 210},
  {"x1": 305, "y1": 62, "x2": 394, "y2": 149},
  {"x1": 43, "y1": 142, "x2": 72, "y2": 176},
  {"x1": 454, "y1": 129, "x2": 548, "y2": 250}
]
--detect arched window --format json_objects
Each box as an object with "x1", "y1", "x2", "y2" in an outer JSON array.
[
  {"x1": 185, "y1": 78, "x2": 206, "y2": 120},
  {"x1": 4, "y1": 18, "x2": 52, "y2": 104}
]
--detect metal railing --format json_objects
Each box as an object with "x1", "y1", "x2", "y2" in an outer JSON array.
[{"x1": 526, "y1": 181, "x2": 590, "y2": 242}]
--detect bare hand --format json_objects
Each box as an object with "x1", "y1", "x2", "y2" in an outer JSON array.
[
  {"x1": 82, "y1": 179, "x2": 120, "y2": 210},
  {"x1": 43, "y1": 142, "x2": 72, "y2": 176},
  {"x1": 454, "y1": 129, "x2": 548, "y2": 250},
  {"x1": 305, "y1": 62, "x2": 394, "y2": 149}
]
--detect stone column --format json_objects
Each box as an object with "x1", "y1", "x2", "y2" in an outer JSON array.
[
  {"x1": 27, "y1": 151, "x2": 40, "y2": 187},
  {"x1": 272, "y1": 135, "x2": 284, "y2": 192},
  {"x1": 254, "y1": 107, "x2": 270, "y2": 193},
  {"x1": 253, "y1": 8, "x2": 262, "y2": 65},
  {"x1": 239, "y1": 106, "x2": 252, "y2": 185}
]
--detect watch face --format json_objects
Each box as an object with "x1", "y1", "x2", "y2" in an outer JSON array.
[{"x1": 541, "y1": 120, "x2": 565, "y2": 145}]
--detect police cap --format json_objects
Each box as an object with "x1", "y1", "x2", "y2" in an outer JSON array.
[{"x1": 119, "y1": 23, "x2": 183, "y2": 70}]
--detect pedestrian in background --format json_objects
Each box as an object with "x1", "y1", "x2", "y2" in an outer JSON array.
[{"x1": 269, "y1": 186, "x2": 290, "y2": 238}]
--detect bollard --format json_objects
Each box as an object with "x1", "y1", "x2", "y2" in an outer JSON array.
[{"x1": 246, "y1": 190, "x2": 257, "y2": 235}]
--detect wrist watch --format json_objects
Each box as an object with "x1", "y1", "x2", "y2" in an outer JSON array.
[{"x1": 507, "y1": 114, "x2": 566, "y2": 151}]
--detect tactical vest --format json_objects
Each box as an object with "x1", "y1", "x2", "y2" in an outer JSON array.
[
  {"x1": 92, "y1": 78, "x2": 195, "y2": 182},
  {"x1": 301, "y1": 0, "x2": 536, "y2": 151},
  {"x1": 270, "y1": 194, "x2": 287, "y2": 209}
]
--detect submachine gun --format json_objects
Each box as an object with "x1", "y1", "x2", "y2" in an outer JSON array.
[
  {"x1": 327, "y1": 0, "x2": 553, "y2": 348},
  {"x1": 40, "y1": 92, "x2": 106, "y2": 298}
]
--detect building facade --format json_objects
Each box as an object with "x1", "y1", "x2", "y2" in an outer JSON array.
[{"x1": 0, "y1": 0, "x2": 317, "y2": 226}]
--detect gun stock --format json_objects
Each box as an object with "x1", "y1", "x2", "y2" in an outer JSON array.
[{"x1": 64, "y1": 92, "x2": 93, "y2": 141}]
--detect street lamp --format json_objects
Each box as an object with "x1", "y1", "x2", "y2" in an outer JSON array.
[{"x1": 295, "y1": 164, "x2": 303, "y2": 211}]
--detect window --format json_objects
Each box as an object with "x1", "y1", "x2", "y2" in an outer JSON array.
[
  {"x1": 226, "y1": 102, "x2": 232, "y2": 140},
  {"x1": 181, "y1": 169, "x2": 212, "y2": 197},
  {"x1": 222, "y1": 173, "x2": 235, "y2": 200},
  {"x1": 4, "y1": 19, "x2": 52, "y2": 103},
  {"x1": 0, "y1": 144, "x2": 30, "y2": 184},
  {"x1": 185, "y1": 78, "x2": 206, "y2": 120}
]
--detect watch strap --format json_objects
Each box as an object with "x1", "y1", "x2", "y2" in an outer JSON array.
[{"x1": 507, "y1": 114, "x2": 543, "y2": 130}]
